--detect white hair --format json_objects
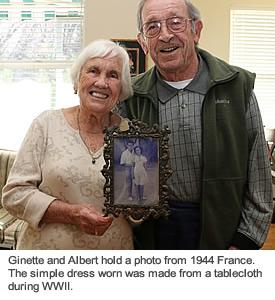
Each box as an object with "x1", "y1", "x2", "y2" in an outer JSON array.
[{"x1": 71, "y1": 39, "x2": 133, "y2": 101}]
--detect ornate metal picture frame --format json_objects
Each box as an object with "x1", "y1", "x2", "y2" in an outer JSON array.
[{"x1": 101, "y1": 120, "x2": 172, "y2": 223}]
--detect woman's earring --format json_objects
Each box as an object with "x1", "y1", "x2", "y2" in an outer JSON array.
[
  {"x1": 74, "y1": 89, "x2": 77, "y2": 94},
  {"x1": 111, "y1": 104, "x2": 119, "y2": 113}
]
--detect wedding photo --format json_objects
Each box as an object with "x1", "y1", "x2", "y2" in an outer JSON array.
[{"x1": 113, "y1": 137, "x2": 159, "y2": 206}]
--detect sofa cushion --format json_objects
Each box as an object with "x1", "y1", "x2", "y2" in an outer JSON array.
[
  {"x1": 2, "y1": 218, "x2": 24, "y2": 249},
  {"x1": 0, "y1": 149, "x2": 16, "y2": 207},
  {"x1": 0, "y1": 149, "x2": 18, "y2": 248},
  {"x1": 0, "y1": 208, "x2": 16, "y2": 242}
]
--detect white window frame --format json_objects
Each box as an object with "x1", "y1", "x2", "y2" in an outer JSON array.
[
  {"x1": 230, "y1": 8, "x2": 275, "y2": 129},
  {"x1": 0, "y1": 0, "x2": 84, "y2": 150}
]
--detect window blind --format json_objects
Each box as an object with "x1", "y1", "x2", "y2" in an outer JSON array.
[
  {"x1": 230, "y1": 9, "x2": 275, "y2": 128},
  {"x1": 0, "y1": 0, "x2": 83, "y2": 150}
]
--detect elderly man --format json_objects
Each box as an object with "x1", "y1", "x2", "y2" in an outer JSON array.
[
  {"x1": 120, "y1": 0, "x2": 273, "y2": 249},
  {"x1": 120, "y1": 139, "x2": 135, "y2": 201}
]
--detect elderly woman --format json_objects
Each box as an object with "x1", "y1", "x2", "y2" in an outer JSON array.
[{"x1": 2, "y1": 39, "x2": 134, "y2": 249}]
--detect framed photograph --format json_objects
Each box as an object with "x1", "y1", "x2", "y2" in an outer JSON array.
[
  {"x1": 112, "y1": 39, "x2": 146, "y2": 76},
  {"x1": 101, "y1": 120, "x2": 172, "y2": 223}
]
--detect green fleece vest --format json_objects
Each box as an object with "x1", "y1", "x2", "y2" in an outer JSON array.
[{"x1": 121, "y1": 48, "x2": 256, "y2": 249}]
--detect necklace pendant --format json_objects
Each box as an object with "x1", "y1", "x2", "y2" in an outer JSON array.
[{"x1": 92, "y1": 159, "x2": 96, "y2": 164}]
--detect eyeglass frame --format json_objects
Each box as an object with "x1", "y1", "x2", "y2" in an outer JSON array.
[{"x1": 141, "y1": 16, "x2": 194, "y2": 38}]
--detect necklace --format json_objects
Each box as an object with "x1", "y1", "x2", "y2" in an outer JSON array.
[
  {"x1": 90, "y1": 149, "x2": 103, "y2": 164},
  {"x1": 77, "y1": 109, "x2": 107, "y2": 164}
]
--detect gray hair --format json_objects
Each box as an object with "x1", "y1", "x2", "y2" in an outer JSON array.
[
  {"x1": 137, "y1": 0, "x2": 201, "y2": 34},
  {"x1": 71, "y1": 39, "x2": 133, "y2": 102}
]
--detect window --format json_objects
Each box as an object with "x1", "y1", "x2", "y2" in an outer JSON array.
[
  {"x1": 21, "y1": 10, "x2": 32, "y2": 20},
  {"x1": 44, "y1": 10, "x2": 55, "y2": 21},
  {"x1": 0, "y1": 10, "x2": 8, "y2": 18},
  {"x1": 0, "y1": 0, "x2": 83, "y2": 150},
  {"x1": 230, "y1": 9, "x2": 275, "y2": 128}
]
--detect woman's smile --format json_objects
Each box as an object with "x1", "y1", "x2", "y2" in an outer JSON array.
[{"x1": 89, "y1": 90, "x2": 109, "y2": 100}]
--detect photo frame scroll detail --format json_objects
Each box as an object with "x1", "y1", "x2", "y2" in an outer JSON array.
[{"x1": 101, "y1": 120, "x2": 172, "y2": 223}]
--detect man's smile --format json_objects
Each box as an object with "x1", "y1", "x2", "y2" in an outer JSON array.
[{"x1": 159, "y1": 46, "x2": 179, "y2": 53}]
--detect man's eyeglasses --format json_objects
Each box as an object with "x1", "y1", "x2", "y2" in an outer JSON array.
[{"x1": 141, "y1": 17, "x2": 193, "y2": 38}]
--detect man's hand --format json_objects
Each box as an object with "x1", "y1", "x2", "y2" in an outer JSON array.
[{"x1": 228, "y1": 245, "x2": 239, "y2": 250}]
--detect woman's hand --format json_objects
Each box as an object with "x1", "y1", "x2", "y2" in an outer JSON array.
[
  {"x1": 41, "y1": 200, "x2": 113, "y2": 236},
  {"x1": 72, "y1": 204, "x2": 113, "y2": 236}
]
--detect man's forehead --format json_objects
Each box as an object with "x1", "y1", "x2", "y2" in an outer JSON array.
[
  {"x1": 142, "y1": 0, "x2": 187, "y2": 20},
  {"x1": 143, "y1": 0, "x2": 187, "y2": 11}
]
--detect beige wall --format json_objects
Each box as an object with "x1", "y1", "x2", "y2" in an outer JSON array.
[
  {"x1": 84, "y1": 0, "x2": 275, "y2": 67},
  {"x1": 84, "y1": 0, "x2": 139, "y2": 43}
]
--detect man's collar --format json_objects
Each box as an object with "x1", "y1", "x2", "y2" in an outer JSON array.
[
  {"x1": 156, "y1": 73, "x2": 178, "y2": 103},
  {"x1": 157, "y1": 54, "x2": 211, "y2": 103}
]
